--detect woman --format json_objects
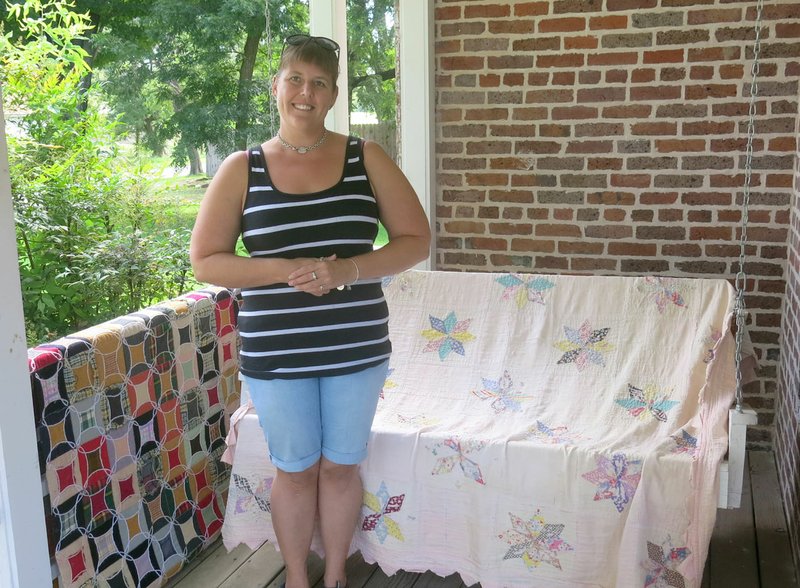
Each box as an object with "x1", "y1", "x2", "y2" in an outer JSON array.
[{"x1": 190, "y1": 34, "x2": 430, "y2": 588}]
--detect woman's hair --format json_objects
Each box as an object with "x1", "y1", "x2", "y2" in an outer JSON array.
[{"x1": 278, "y1": 38, "x2": 340, "y2": 88}]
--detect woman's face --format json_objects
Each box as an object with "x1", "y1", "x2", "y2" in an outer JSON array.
[{"x1": 273, "y1": 59, "x2": 338, "y2": 129}]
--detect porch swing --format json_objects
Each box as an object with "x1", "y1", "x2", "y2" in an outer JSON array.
[
  {"x1": 220, "y1": 1, "x2": 765, "y2": 586},
  {"x1": 254, "y1": 0, "x2": 763, "y2": 509}
]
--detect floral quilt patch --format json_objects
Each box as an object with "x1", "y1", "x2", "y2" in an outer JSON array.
[
  {"x1": 495, "y1": 273, "x2": 555, "y2": 308},
  {"x1": 380, "y1": 367, "x2": 397, "y2": 399},
  {"x1": 642, "y1": 277, "x2": 687, "y2": 314},
  {"x1": 616, "y1": 383, "x2": 679, "y2": 423},
  {"x1": 554, "y1": 320, "x2": 613, "y2": 371},
  {"x1": 422, "y1": 311, "x2": 476, "y2": 360},
  {"x1": 525, "y1": 421, "x2": 583, "y2": 445},
  {"x1": 429, "y1": 437, "x2": 487, "y2": 485},
  {"x1": 471, "y1": 371, "x2": 532, "y2": 413},
  {"x1": 499, "y1": 511, "x2": 574, "y2": 571},
  {"x1": 396, "y1": 414, "x2": 440, "y2": 427},
  {"x1": 362, "y1": 481, "x2": 405, "y2": 544},
  {"x1": 382, "y1": 272, "x2": 419, "y2": 295},
  {"x1": 703, "y1": 327, "x2": 722, "y2": 363},
  {"x1": 670, "y1": 429, "x2": 699, "y2": 457},
  {"x1": 582, "y1": 453, "x2": 642, "y2": 513},
  {"x1": 231, "y1": 473, "x2": 272, "y2": 514},
  {"x1": 642, "y1": 535, "x2": 690, "y2": 588}
]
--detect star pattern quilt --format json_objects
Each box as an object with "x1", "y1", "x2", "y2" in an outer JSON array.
[{"x1": 222, "y1": 270, "x2": 738, "y2": 588}]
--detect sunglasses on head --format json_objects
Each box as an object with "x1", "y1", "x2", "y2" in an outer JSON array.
[{"x1": 284, "y1": 34, "x2": 340, "y2": 58}]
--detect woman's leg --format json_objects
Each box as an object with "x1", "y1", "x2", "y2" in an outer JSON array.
[
  {"x1": 317, "y1": 459, "x2": 362, "y2": 586},
  {"x1": 244, "y1": 375, "x2": 325, "y2": 588},
  {"x1": 317, "y1": 361, "x2": 389, "y2": 587},
  {"x1": 270, "y1": 462, "x2": 321, "y2": 588}
]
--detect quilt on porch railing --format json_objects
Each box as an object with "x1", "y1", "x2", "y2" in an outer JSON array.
[
  {"x1": 28, "y1": 287, "x2": 240, "y2": 588},
  {"x1": 222, "y1": 270, "x2": 738, "y2": 588}
]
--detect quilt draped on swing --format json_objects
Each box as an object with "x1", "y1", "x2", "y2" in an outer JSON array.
[
  {"x1": 222, "y1": 270, "x2": 737, "y2": 588},
  {"x1": 29, "y1": 288, "x2": 241, "y2": 587}
]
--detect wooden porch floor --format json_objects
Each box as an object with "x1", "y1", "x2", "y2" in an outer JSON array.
[{"x1": 168, "y1": 451, "x2": 797, "y2": 588}]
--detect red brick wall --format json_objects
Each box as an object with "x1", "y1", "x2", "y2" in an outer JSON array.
[
  {"x1": 776, "y1": 75, "x2": 800, "y2": 576},
  {"x1": 433, "y1": 0, "x2": 800, "y2": 448}
]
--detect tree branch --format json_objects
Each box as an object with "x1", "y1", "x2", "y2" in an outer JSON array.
[{"x1": 350, "y1": 67, "x2": 396, "y2": 90}]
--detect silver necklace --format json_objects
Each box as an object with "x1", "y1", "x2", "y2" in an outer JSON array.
[{"x1": 277, "y1": 130, "x2": 327, "y2": 154}]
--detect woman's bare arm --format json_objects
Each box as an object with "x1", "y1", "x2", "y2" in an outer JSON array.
[{"x1": 189, "y1": 150, "x2": 303, "y2": 288}]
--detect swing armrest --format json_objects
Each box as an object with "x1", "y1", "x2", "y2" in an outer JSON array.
[{"x1": 718, "y1": 404, "x2": 758, "y2": 509}]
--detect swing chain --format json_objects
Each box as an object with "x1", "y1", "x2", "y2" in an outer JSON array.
[{"x1": 734, "y1": 0, "x2": 764, "y2": 412}]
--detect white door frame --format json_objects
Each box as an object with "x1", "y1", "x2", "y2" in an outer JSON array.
[
  {"x1": 0, "y1": 90, "x2": 52, "y2": 587},
  {"x1": 310, "y1": 0, "x2": 349, "y2": 136},
  {"x1": 397, "y1": 0, "x2": 435, "y2": 269},
  {"x1": 311, "y1": 0, "x2": 435, "y2": 269}
]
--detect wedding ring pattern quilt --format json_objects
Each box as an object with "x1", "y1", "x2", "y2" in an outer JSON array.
[{"x1": 29, "y1": 287, "x2": 240, "y2": 587}]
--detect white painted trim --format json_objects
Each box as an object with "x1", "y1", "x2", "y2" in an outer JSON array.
[
  {"x1": 719, "y1": 405, "x2": 758, "y2": 509},
  {"x1": 717, "y1": 460, "x2": 730, "y2": 509},
  {"x1": 310, "y1": 0, "x2": 349, "y2": 135},
  {"x1": 0, "y1": 90, "x2": 51, "y2": 587},
  {"x1": 398, "y1": 0, "x2": 436, "y2": 269}
]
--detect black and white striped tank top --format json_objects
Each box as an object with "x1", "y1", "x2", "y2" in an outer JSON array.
[{"x1": 238, "y1": 136, "x2": 391, "y2": 380}]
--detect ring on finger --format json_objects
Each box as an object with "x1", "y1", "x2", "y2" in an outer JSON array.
[{"x1": 311, "y1": 271, "x2": 318, "y2": 280}]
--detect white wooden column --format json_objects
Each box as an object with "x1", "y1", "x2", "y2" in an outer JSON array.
[
  {"x1": 398, "y1": 0, "x2": 435, "y2": 269},
  {"x1": 310, "y1": 0, "x2": 435, "y2": 269},
  {"x1": 310, "y1": 0, "x2": 349, "y2": 135},
  {"x1": 0, "y1": 92, "x2": 51, "y2": 587}
]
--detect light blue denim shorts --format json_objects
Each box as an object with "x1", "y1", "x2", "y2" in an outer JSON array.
[{"x1": 244, "y1": 360, "x2": 389, "y2": 473}]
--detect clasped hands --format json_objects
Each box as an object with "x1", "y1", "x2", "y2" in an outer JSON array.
[{"x1": 287, "y1": 254, "x2": 353, "y2": 296}]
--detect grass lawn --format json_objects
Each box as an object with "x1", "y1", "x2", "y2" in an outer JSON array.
[{"x1": 147, "y1": 173, "x2": 208, "y2": 231}]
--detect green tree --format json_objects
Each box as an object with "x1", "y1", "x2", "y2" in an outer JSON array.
[
  {"x1": 2, "y1": 0, "x2": 194, "y2": 343},
  {"x1": 76, "y1": 0, "x2": 308, "y2": 168},
  {"x1": 53, "y1": 0, "x2": 398, "y2": 167},
  {"x1": 347, "y1": 0, "x2": 397, "y2": 122}
]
